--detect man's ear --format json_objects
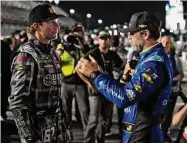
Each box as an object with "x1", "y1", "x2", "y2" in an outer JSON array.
[
  {"x1": 141, "y1": 30, "x2": 150, "y2": 40},
  {"x1": 32, "y1": 23, "x2": 41, "y2": 31}
]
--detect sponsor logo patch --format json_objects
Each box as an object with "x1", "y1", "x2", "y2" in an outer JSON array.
[
  {"x1": 142, "y1": 73, "x2": 153, "y2": 83},
  {"x1": 127, "y1": 125, "x2": 133, "y2": 132},
  {"x1": 16, "y1": 55, "x2": 27, "y2": 62},
  {"x1": 34, "y1": 40, "x2": 39, "y2": 45},
  {"x1": 162, "y1": 100, "x2": 168, "y2": 106},
  {"x1": 133, "y1": 84, "x2": 142, "y2": 93},
  {"x1": 43, "y1": 74, "x2": 52, "y2": 86},
  {"x1": 146, "y1": 68, "x2": 152, "y2": 73},
  {"x1": 13, "y1": 109, "x2": 22, "y2": 117},
  {"x1": 126, "y1": 89, "x2": 136, "y2": 101},
  {"x1": 151, "y1": 73, "x2": 158, "y2": 79},
  {"x1": 124, "y1": 107, "x2": 131, "y2": 113},
  {"x1": 49, "y1": 7, "x2": 55, "y2": 14},
  {"x1": 17, "y1": 64, "x2": 25, "y2": 70},
  {"x1": 102, "y1": 84, "x2": 124, "y2": 101},
  {"x1": 43, "y1": 74, "x2": 62, "y2": 86}
]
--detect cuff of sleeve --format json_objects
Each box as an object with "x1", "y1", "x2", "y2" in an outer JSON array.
[{"x1": 89, "y1": 71, "x2": 101, "y2": 82}]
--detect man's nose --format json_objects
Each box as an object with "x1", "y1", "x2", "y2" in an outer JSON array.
[{"x1": 55, "y1": 22, "x2": 60, "y2": 30}]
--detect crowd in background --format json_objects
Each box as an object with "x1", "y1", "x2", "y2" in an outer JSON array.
[{"x1": 1, "y1": 23, "x2": 187, "y2": 143}]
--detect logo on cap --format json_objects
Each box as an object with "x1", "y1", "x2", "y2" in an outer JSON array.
[
  {"x1": 49, "y1": 7, "x2": 55, "y2": 14},
  {"x1": 139, "y1": 25, "x2": 147, "y2": 28}
]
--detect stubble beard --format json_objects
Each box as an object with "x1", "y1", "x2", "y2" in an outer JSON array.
[
  {"x1": 132, "y1": 44, "x2": 143, "y2": 53},
  {"x1": 47, "y1": 33, "x2": 58, "y2": 41},
  {"x1": 100, "y1": 45, "x2": 109, "y2": 53}
]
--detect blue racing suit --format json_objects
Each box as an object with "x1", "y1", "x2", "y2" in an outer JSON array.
[{"x1": 90, "y1": 43, "x2": 173, "y2": 143}]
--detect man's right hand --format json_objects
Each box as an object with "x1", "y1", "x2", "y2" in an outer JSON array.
[{"x1": 123, "y1": 62, "x2": 131, "y2": 75}]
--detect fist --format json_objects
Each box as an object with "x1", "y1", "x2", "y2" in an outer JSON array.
[{"x1": 76, "y1": 57, "x2": 99, "y2": 77}]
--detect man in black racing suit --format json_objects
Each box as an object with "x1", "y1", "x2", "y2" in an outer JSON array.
[{"x1": 8, "y1": 4, "x2": 70, "y2": 143}]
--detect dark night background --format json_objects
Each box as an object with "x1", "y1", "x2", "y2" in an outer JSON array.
[{"x1": 59, "y1": 1, "x2": 187, "y2": 30}]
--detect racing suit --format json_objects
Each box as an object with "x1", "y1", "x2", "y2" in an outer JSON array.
[
  {"x1": 9, "y1": 39, "x2": 69, "y2": 143},
  {"x1": 89, "y1": 43, "x2": 173, "y2": 143}
]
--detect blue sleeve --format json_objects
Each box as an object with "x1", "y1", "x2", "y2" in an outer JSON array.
[{"x1": 93, "y1": 62, "x2": 165, "y2": 108}]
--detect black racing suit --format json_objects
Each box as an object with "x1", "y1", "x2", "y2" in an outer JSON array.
[{"x1": 9, "y1": 39, "x2": 69, "y2": 143}]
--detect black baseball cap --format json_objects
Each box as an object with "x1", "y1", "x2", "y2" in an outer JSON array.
[
  {"x1": 120, "y1": 11, "x2": 161, "y2": 33},
  {"x1": 98, "y1": 31, "x2": 110, "y2": 39},
  {"x1": 28, "y1": 4, "x2": 65, "y2": 26}
]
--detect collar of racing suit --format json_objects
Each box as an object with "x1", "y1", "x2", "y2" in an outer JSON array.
[
  {"x1": 139, "y1": 43, "x2": 163, "y2": 60},
  {"x1": 31, "y1": 37, "x2": 52, "y2": 54},
  {"x1": 140, "y1": 43, "x2": 161, "y2": 55}
]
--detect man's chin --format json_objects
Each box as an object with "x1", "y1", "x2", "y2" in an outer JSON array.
[
  {"x1": 49, "y1": 35, "x2": 58, "y2": 41},
  {"x1": 132, "y1": 46, "x2": 143, "y2": 53},
  {"x1": 102, "y1": 46, "x2": 109, "y2": 50}
]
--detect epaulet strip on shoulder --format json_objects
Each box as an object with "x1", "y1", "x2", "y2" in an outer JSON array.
[{"x1": 18, "y1": 42, "x2": 38, "y2": 62}]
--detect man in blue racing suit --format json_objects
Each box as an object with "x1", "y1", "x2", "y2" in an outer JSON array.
[{"x1": 76, "y1": 11, "x2": 173, "y2": 143}]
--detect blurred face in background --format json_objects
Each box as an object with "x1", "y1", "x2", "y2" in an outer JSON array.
[
  {"x1": 73, "y1": 24, "x2": 85, "y2": 38},
  {"x1": 160, "y1": 35, "x2": 172, "y2": 54},
  {"x1": 98, "y1": 36, "x2": 110, "y2": 52},
  {"x1": 84, "y1": 35, "x2": 91, "y2": 42}
]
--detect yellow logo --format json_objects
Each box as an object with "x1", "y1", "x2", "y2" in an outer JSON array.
[
  {"x1": 17, "y1": 64, "x2": 24, "y2": 70},
  {"x1": 127, "y1": 125, "x2": 132, "y2": 131},
  {"x1": 57, "y1": 43, "x2": 64, "y2": 50},
  {"x1": 49, "y1": 7, "x2": 55, "y2": 14},
  {"x1": 142, "y1": 73, "x2": 153, "y2": 83},
  {"x1": 133, "y1": 84, "x2": 142, "y2": 93}
]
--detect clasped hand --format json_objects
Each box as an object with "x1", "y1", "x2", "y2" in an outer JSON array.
[{"x1": 75, "y1": 55, "x2": 101, "y2": 77}]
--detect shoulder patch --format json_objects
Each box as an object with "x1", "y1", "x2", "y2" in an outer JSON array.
[
  {"x1": 16, "y1": 55, "x2": 27, "y2": 62},
  {"x1": 144, "y1": 55, "x2": 164, "y2": 63}
]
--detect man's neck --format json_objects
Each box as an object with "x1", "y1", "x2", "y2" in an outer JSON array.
[
  {"x1": 35, "y1": 34, "x2": 50, "y2": 45},
  {"x1": 143, "y1": 40, "x2": 158, "y2": 50}
]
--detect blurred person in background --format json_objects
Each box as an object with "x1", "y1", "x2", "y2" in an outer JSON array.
[
  {"x1": 76, "y1": 11, "x2": 173, "y2": 143},
  {"x1": 8, "y1": 4, "x2": 71, "y2": 143},
  {"x1": 106, "y1": 35, "x2": 124, "y2": 136},
  {"x1": 117, "y1": 44, "x2": 128, "y2": 63},
  {"x1": 109, "y1": 35, "x2": 119, "y2": 52},
  {"x1": 12, "y1": 30, "x2": 21, "y2": 52},
  {"x1": 5, "y1": 35, "x2": 16, "y2": 52},
  {"x1": 84, "y1": 32, "x2": 95, "y2": 50},
  {"x1": 77, "y1": 30, "x2": 123, "y2": 143},
  {"x1": 19, "y1": 30, "x2": 28, "y2": 45},
  {"x1": 1, "y1": 40, "x2": 12, "y2": 120},
  {"x1": 59, "y1": 23, "x2": 90, "y2": 140},
  {"x1": 172, "y1": 103, "x2": 187, "y2": 143},
  {"x1": 160, "y1": 34, "x2": 184, "y2": 143}
]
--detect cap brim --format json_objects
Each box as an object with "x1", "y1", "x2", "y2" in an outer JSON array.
[
  {"x1": 119, "y1": 27, "x2": 137, "y2": 33},
  {"x1": 28, "y1": 14, "x2": 65, "y2": 26},
  {"x1": 99, "y1": 35, "x2": 110, "y2": 39},
  {"x1": 51, "y1": 14, "x2": 65, "y2": 20},
  {"x1": 46, "y1": 14, "x2": 65, "y2": 22}
]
